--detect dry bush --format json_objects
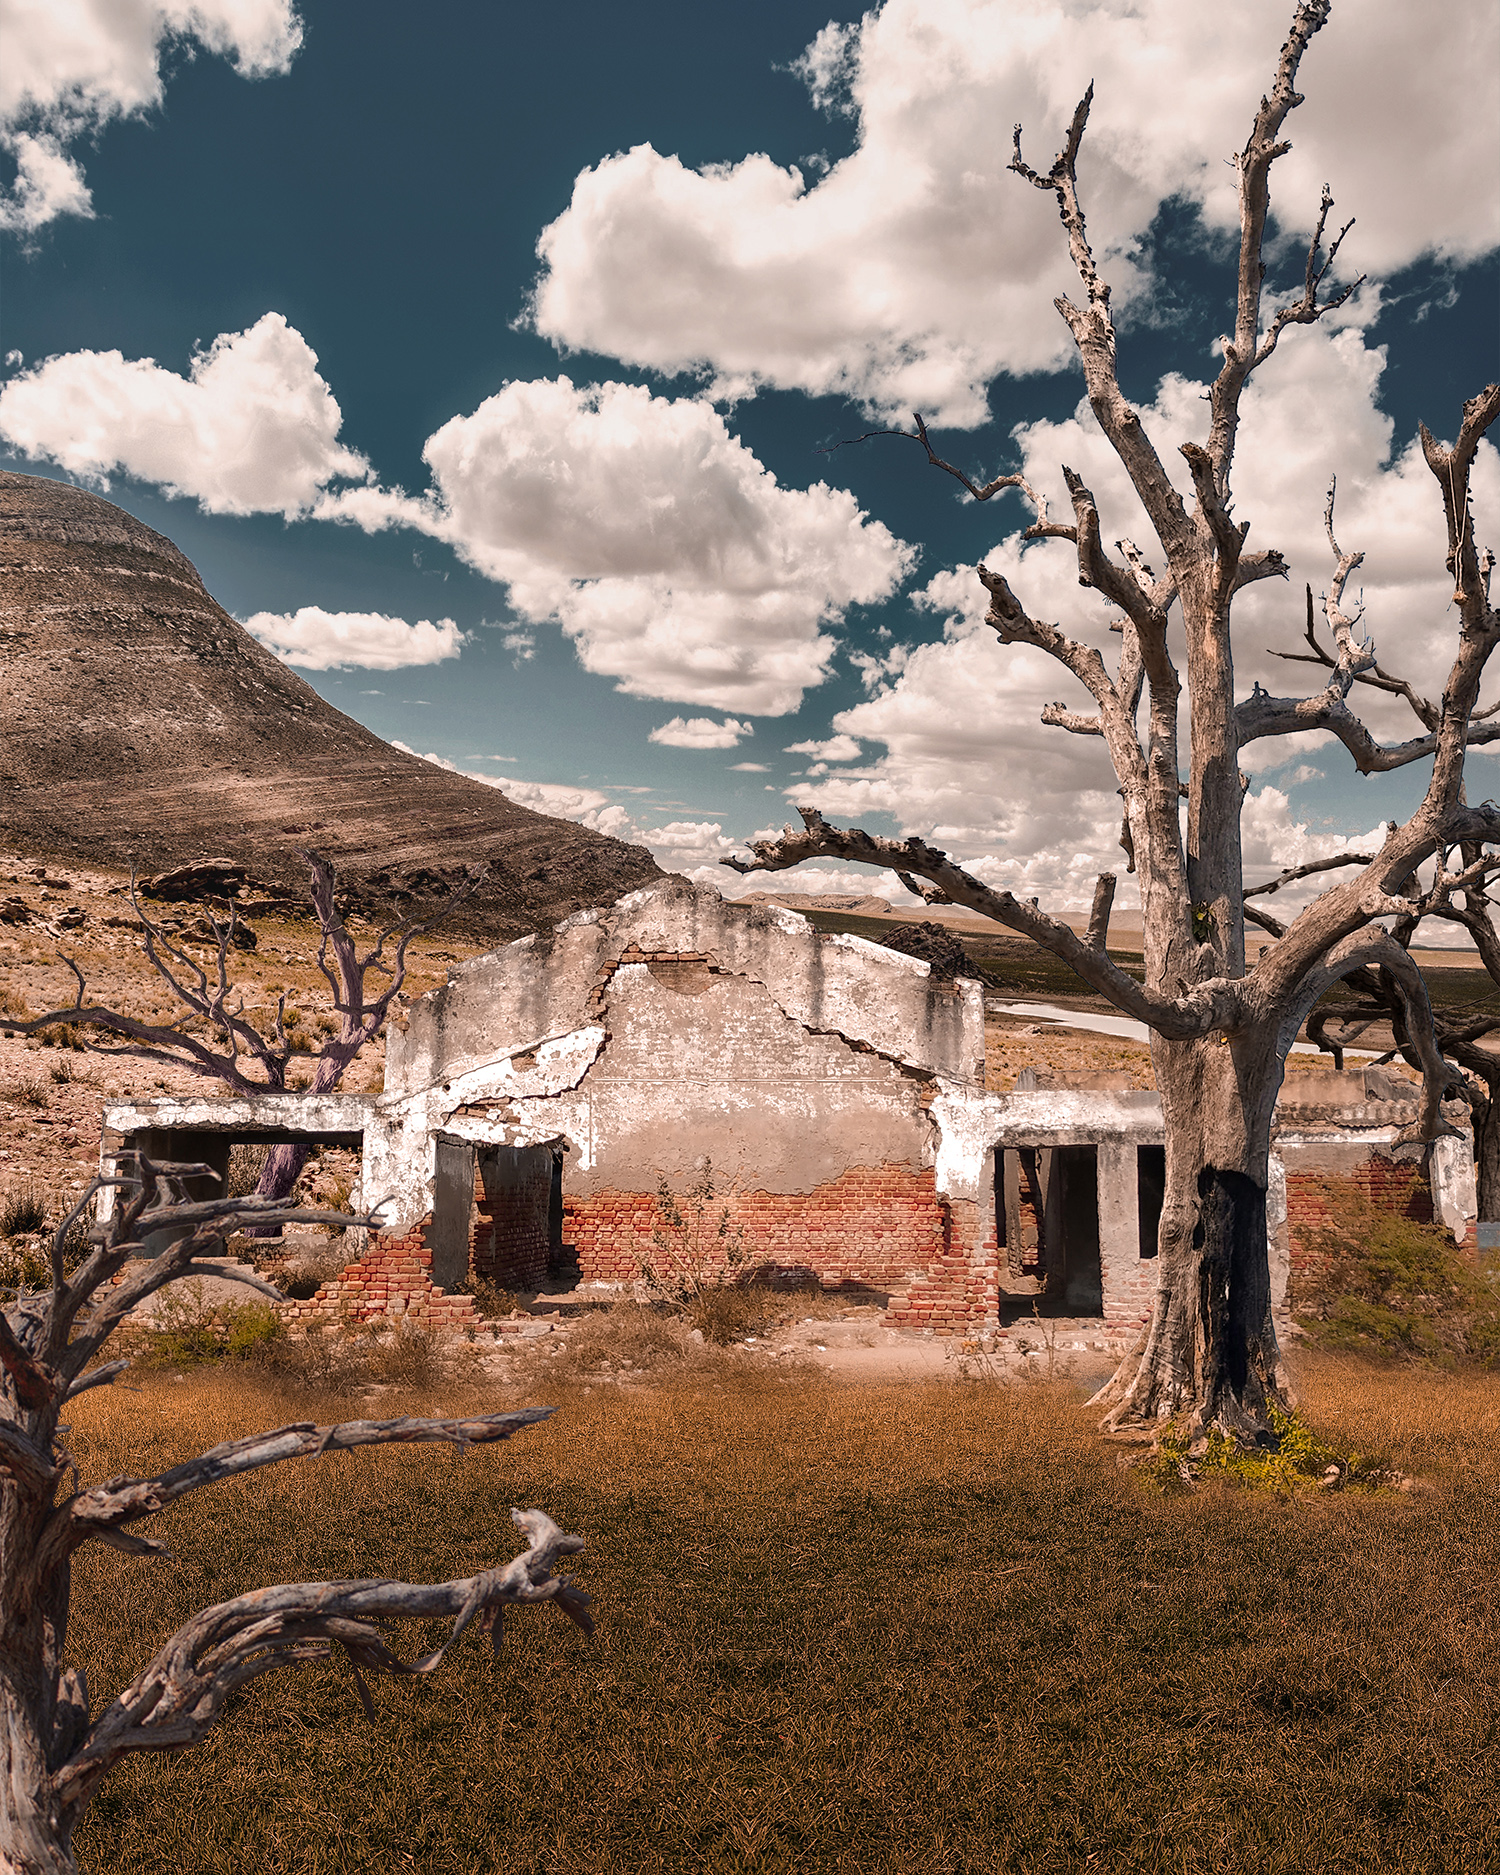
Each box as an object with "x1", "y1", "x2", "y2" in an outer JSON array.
[
  {"x1": 5, "y1": 1075, "x2": 48, "y2": 1109},
  {"x1": 454, "y1": 1277, "x2": 518, "y2": 1319},
  {"x1": 226, "y1": 1144, "x2": 268, "y2": 1199},
  {"x1": 0, "y1": 1185, "x2": 48, "y2": 1238},
  {"x1": 31, "y1": 1022, "x2": 84, "y2": 1050},
  {"x1": 63, "y1": 1356, "x2": 1500, "y2": 1875},
  {"x1": 550, "y1": 1300, "x2": 697, "y2": 1377},
  {"x1": 683, "y1": 1282, "x2": 781, "y2": 1345},
  {"x1": 1295, "y1": 1194, "x2": 1500, "y2": 1365}
]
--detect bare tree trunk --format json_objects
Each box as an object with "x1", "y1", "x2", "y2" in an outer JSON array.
[
  {"x1": 0, "y1": 1521, "x2": 77, "y2": 1875},
  {"x1": 0, "y1": 1680, "x2": 75, "y2": 1875},
  {"x1": 255, "y1": 1141, "x2": 311, "y2": 1207},
  {"x1": 1097, "y1": 1034, "x2": 1286, "y2": 1437},
  {"x1": 1473, "y1": 1090, "x2": 1500, "y2": 1224}
]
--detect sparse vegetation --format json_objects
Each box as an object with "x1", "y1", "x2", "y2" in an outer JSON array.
[
  {"x1": 642, "y1": 1159, "x2": 747, "y2": 1301},
  {"x1": 64, "y1": 1356, "x2": 1500, "y2": 1875},
  {"x1": 6, "y1": 1074, "x2": 49, "y2": 1108},
  {"x1": 0, "y1": 1185, "x2": 48, "y2": 1237},
  {"x1": 1147, "y1": 1402, "x2": 1394, "y2": 1495},
  {"x1": 1295, "y1": 1195, "x2": 1500, "y2": 1365},
  {"x1": 125, "y1": 1284, "x2": 286, "y2": 1371}
]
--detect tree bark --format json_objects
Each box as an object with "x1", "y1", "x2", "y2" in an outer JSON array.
[
  {"x1": 0, "y1": 1498, "x2": 79, "y2": 1875},
  {"x1": 1474, "y1": 1090, "x2": 1500, "y2": 1224},
  {"x1": 0, "y1": 1683, "x2": 75, "y2": 1875},
  {"x1": 254, "y1": 1142, "x2": 311, "y2": 1208},
  {"x1": 1095, "y1": 1032, "x2": 1288, "y2": 1437}
]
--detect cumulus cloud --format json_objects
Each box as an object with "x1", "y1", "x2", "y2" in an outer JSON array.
[
  {"x1": 649, "y1": 716, "x2": 753, "y2": 749},
  {"x1": 242, "y1": 607, "x2": 465, "y2": 670},
  {"x1": 331, "y1": 374, "x2": 913, "y2": 715},
  {"x1": 784, "y1": 734, "x2": 861, "y2": 762},
  {"x1": 1, "y1": 1, "x2": 302, "y2": 233},
  {"x1": 0, "y1": 314, "x2": 369, "y2": 515},
  {"x1": 528, "y1": 0, "x2": 1498, "y2": 424},
  {"x1": 768, "y1": 319, "x2": 1500, "y2": 911},
  {"x1": 501, "y1": 628, "x2": 536, "y2": 665}
]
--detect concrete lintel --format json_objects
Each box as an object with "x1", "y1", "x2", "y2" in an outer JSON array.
[{"x1": 103, "y1": 1093, "x2": 372, "y2": 1141}]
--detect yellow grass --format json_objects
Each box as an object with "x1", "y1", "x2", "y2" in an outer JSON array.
[{"x1": 62, "y1": 1356, "x2": 1500, "y2": 1874}]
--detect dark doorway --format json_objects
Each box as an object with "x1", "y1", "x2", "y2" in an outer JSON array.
[
  {"x1": 996, "y1": 1142, "x2": 1102, "y2": 1318},
  {"x1": 471, "y1": 1143, "x2": 555, "y2": 1293},
  {"x1": 1137, "y1": 1145, "x2": 1166, "y2": 1258},
  {"x1": 1055, "y1": 1145, "x2": 1103, "y2": 1314},
  {"x1": 429, "y1": 1139, "x2": 477, "y2": 1290}
]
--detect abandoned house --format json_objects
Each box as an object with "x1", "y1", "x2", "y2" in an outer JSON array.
[{"x1": 101, "y1": 879, "x2": 1477, "y2": 1339}]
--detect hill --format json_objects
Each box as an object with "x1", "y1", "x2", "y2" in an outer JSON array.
[{"x1": 0, "y1": 471, "x2": 660, "y2": 940}]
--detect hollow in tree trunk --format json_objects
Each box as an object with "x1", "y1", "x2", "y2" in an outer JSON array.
[{"x1": 1093, "y1": 1036, "x2": 1288, "y2": 1437}]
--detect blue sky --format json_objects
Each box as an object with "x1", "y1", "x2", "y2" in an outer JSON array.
[{"x1": 2, "y1": 0, "x2": 1497, "y2": 914}]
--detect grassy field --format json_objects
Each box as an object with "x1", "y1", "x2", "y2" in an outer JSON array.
[{"x1": 65, "y1": 1358, "x2": 1500, "y2": 1874}]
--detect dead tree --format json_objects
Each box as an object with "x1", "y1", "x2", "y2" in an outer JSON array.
[
  {"x1": 16, "y1": 852, "x2": 482, "y2": 1205},
  {"x1": 0, "y1": 1158, "x2": 589, "y2": 1875},
  {"x1": 725, "y1": 0, "x2": 1500, "y2": 1440}
]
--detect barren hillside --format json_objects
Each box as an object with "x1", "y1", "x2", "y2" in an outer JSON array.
[{"x1": 0, "y1": 471, "x2": 661, "y2": 942}]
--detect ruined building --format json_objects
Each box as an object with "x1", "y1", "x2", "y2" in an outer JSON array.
[{"x1": 104, "y1": 880, "x2": 1476, "y2": 1338}]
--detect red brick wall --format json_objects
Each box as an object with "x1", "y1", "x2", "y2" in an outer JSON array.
[
  {"x1": 1284, "y1": 1156, "x2": 1435, "y2": 1296},
  {"x1": 565, "y1": 1162, "x2": 973, "y2": 1311},
  {"x1": 471, "y1": 1157, "x2": 551, "y2": 1292}
]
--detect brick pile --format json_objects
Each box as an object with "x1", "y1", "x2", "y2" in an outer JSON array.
[{"x1": 281, "y1": 1220, "x2": 482, "y2": 1330}]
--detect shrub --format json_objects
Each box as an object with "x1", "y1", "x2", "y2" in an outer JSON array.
[
  {"x1": 226, "y1": 1144, "x2": 268, "y2": 1200},
  {"x1": 1148, "y1": 1403, "x2": 1393, "y2": 1495},
  {"x1": 48, "y1": 1057, "x2": 76, "y2": 1085},
  {"x1": 685, "y1": 1282, "x2": 777, "y2": 1345},
  {"x1": 132, "y1": 1284, "x2": 284, "y2": 1370},
  {"x1": 642, "y1": 1158, "x2": 746, "y2": 1301},
  {"x1": 6, "y1": 1077, "x2": 48, "y2": 1109},
  {"x1": 0, "y1": 1187, "x2": 48, "y2": 1236},
  {"x1": 552, "y1": 1299, "x2": 694, "y2": 1376},
  {"x1": 455, "y1": 1277, "x2": 519, "y2": 1319},
  {"x1": 32, "y1": 1023, "x2": 84, "y2": 1051},
  {"x1": 1295, "y1": 1194, "x2": 1500, "y2": 1365}
]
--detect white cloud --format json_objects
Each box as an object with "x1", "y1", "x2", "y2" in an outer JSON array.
[
  {"x1": 730, "y1": 762, "x2": 769, "y2": 772},
  {"x1": 502, "y1": 628, "x2": 536, "y2": 665},
  {"x1": 764, "y1": 319, "x2": 1500, "y2": 912},
  {"x1": 649, "y1": 716, "x2": 753, "y2": 749},
  {"x1": 329, "y1": 374, "x2": 913, "y2": 715},
  {"x1": 0, "y1": 313, "x2": 369, "y2": 515},
  {"x1": 243, "y1": 607, "x2": 465, "y2": 670},
  {"x1": 784, "y1": 734, "x2": 861, "y2": 762},
  {"x1": 528, "y1": 0, "x2": 1498, "y2": 425},
  {"x1": 1, "y1": 1, "x2": 302, "y2": 232},
  {"x1": 0, "y1": 132, "x2": 91, "y2": 233}
]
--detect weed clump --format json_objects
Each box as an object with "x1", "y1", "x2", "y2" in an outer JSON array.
[
  {"x1": 641, "y1": 1159, "x2": 746, "y2": 1301},
  {"x1": 129, "y1": 1284, "x2": 284, "y2": 1370},
  {"x1": 1148, "y1": 1403, "x2": 1392, "y2": 1495},
  {"x1": 0, "y1": 1186, "x2": 49, "y2": 1238},
  {"x1": 1295, "y1": 1194, "x2": 1500, "y2": 1365}
]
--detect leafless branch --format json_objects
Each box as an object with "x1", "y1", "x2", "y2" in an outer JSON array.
[
  {"x1": 52, "y1": 1508, "x2": 590, "y2": 1818},
  {"x1": 723, "y1": 808, "x2": 1236, "y2": 1040},
  {"x1": 1243, "y1": 853, "x2": 1376, "y2": 899}
]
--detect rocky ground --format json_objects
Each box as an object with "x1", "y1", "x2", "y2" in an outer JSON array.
[{"x1": 0, "y1": 850, "x2": 469, "y2": 1222}]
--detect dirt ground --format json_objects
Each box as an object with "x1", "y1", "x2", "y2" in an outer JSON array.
[{"x1": 0, "y1": 851, "x2": 466, "y2": 1206}]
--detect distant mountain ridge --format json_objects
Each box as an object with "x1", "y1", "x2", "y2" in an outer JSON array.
[{"x1": 0, "y1": 471, "x2": 661, "y2": 939}]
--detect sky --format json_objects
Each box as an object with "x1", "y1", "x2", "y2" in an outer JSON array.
[{"x1": 1, "y1": 0, "x2": 1497, "y2": 924}]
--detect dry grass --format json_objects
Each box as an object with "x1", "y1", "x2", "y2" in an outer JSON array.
[{"x1": 65, "y1": 1354, "x2": 1500, "y2": 1874}]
